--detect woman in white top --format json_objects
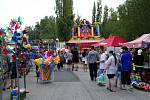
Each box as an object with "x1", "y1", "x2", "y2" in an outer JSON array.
[
  {"x1": 105, "y1": 51, "x2": 117, "y2": 92},
  {"x1": 82, "y1": 49, "x2": 88, "y2": 72}
]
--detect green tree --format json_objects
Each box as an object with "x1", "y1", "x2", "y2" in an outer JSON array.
[
  {"x1": 29, "y1": 16, "x2": 57, "y2": 40},
  {"x1": 75, "y1": 14, "x2": 81, "y2": 26},
  {"x1": 34, "y1": 22, "x2": 41, "y2": 39},
  {"x1": 27, "y1": 26, "x2": 34, "y2": 40},
  {"x1": 92, "y1": 1, "x2": 96, "y2": 23},
  {"x1": 101, "y1": 5, "x2": 109, "y2": 37},
  {"x1": 96, "y1": 0, "x2": 102, "y2": 22},
  {"x1": 116, "y1": 0, "x2": 150, "y2": 40},
  {"x1": 55, "y1": 0, "x2": 63, "y2": 40},
  {"x1": 103, "y1": 5, "x2": 108, "y2": 23},
  {"x1": 55, "y1": 0, "x2": 74, "y2": 41},
  {"x1": 62, "y1": 0, "x2": 74, "y2": 41}
]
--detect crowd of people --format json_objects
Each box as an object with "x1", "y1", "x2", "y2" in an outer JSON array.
[
  {"x1": 62, "y1": 46, "x2": 147, "y2": 92},
  {"x1": 1, "y1": 45, "x2": 147, "y2": 93},
  {"x1": 88, "y1": 46, "x2": 147, "y2": 92}
]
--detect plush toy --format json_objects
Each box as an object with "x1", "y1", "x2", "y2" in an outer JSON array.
[{"x1": 55, "y1": 55, "x2": 60, "y2": 64}]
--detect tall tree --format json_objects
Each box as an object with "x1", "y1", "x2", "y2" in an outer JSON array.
[
  {"x1": 55, "y1": 0, "x2": 63, "y2": 40},
  {"x1": 29, "y1": 16, "x2": 57, "y2": 40},
  {"x1": 101, "y1": 5, "x2": 109, "y2": 37},
  {"x1": 62, "y1": 0, "x2": 74, "y2": 41},
  {"x1": 55, "y1": 0, "x2": 74, "y2": 41},
  {"x1": 75, "y1": 14, "x2": 81, "y2": 26},
  {"x1": 96, "y1": 0, "x2": 102, "y2": 22},
  {"x1": 34, "y1": 22, "x2": 41, "y2": 39},
  {"x1": 92, "y1": 1, "x2": 96, "y2": 23},
  {"x1": 103, "y1": 5, "x2": 109, "y2": 23}
]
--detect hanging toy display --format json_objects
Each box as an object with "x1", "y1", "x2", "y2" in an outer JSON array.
[{"x1": 34, "y1": 54, "x2": 56, "y2": 83}]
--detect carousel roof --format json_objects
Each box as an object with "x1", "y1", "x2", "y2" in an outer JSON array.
[{"x1": 66, "y1": 37, "x2": 104, "y2": 44}]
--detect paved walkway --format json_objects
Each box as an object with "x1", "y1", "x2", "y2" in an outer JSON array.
[
  {"x1": 73, "y1": 69, "x2": 150, "y2": 100},
  {"x1": 3, "y1": 65, "x2": 150, "y2": 100},
  {"x1": 25, "y1": 70, "x2": 91, "y2": 100},
  {"x1": 54, "y1": 70, "x2": 79, "y2": 82}
]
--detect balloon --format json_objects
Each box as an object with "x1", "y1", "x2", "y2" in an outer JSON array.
[
  {"x1": 0, "y1": 36, "x2": 2, "y2": 41},
  {"x1": 3, "y1": 48, "x2": 8, "y2": 55},
  {"x1": 34, "y1": 59, "x2": 39, "y2": 65},
  {"x1": 18, "y1": 16, "x2": 22, "y2": 24},
  {"x1": 0, "y1": 32, "x2": 4, "y2": 36},
  {"x1": 15, "y1": 22, "x2": 20, "y2": 30},
  {"x1": 41, "y1": 64, "x2": 46, "y2": 69},
  {"x1": 55, "y1": 56, "x2": 60, "y2": 64},
  {"x1": 38, "y1": 58, "x2": 43, "y2": 65},
  {"x1": 44, "y1": 60, "x2": 49, "y2": 67},
  {"x1": 18, "y1": 16, "x2": 21, "y2": 22},
  {"x1": 47, "y1": 56, "x2": 53, "y2": 63},
  {"x1": 42, "y1": 57, "x2": 45, "y2": 61}
]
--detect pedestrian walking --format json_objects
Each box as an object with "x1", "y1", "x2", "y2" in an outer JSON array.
[
  {"x1": 87, "y1": 46, "x2": 99, "y2": 81},
  {"x1": 66, "y1": 50, "x2": 73, "y2": 70},
  {"x1": 115, "y1": 49, "x2": 122, "y2": 88},
  {"x1": 71, "y1": 48, "x2": 79, "y2": 71},
  {"x1": 120, "y1": 46, "x2": 132, "y2": 90},
  {"x1": 97, "y1": 46, "x2": 108, "y2": 76},
  {"x1": 105, "y1": 51, "x2": 117, "y2": 92},
  {"x1": 82, "y1": 49, "x2": 88, "y2": 72},
  {"x1": 57, "y1": 51, "x2": 64, "y2": 71}
]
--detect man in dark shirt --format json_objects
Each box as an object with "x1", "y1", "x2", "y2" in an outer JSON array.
[
  {"x1": 71, "y1": 48, "x2": 79, "y2": 71},
  {"x1": 87, "y1": 46, "x2": 99, "y2": 81},
  {"x1": 121, "y1": 46, "x2": 132, "y2": 90}
]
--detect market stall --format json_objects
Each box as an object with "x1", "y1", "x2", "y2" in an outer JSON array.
[
  {"x1": 123, "y1": 33, "x2": 150, "y2": 48},
  {"x1": 0, "y1": 17, "x2": 31, "y2": 100},
  {"x1": 123, "y1": 34, "x2": 150, "y2": 91}
]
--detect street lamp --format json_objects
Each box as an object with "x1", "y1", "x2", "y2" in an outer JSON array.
[{"x1": 56, "y1": 38, "x2": 59, "y2": 49}]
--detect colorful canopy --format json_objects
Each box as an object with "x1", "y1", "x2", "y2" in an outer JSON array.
[
  {"x1": 142, "y1": 34, "x2": 150, "y2": 48},
  {"x1": 66, "y1": 40, "x2": 102, "y2": 44},
  {"x1": 123, "y1": 33, "x2": 150, "y2": 48},
  {"x1": 92, "y1": 36, "x2": 128, "y2": 47},
  {"x1": 66, "y1": 38, "x2": 104, "y2": 49}
]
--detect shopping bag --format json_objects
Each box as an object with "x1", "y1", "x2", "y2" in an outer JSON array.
[{"x1": 96, "y1": 73, "x2": 107, "y2": 84}]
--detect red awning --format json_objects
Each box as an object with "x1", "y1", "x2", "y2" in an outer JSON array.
[{"x1": 92, "y1": 36, "x2": 128, "y2": 47}]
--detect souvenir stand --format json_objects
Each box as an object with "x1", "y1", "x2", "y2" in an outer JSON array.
[
  {"x1": 123, "y1": 34, "x2": 150, "y2": 92},
  {"x1": 142, "y1": 36, "x2": 150, "y2": 83},
  {"x1": 2, "y1": 17, "x2": 28, "y2": 100}
]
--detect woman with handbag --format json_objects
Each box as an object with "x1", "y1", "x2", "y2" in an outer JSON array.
[{"x1": 105, "y1": 51, "x2": 117, "y2": 92}]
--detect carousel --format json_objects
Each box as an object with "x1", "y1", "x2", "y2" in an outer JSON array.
[{"x1": 66, "y1": 19, "x2": 104, "y2": 50}]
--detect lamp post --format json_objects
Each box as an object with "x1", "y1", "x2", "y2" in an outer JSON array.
[{"x1": 56, "y1": 38, "x2": 59, "y2": 49}]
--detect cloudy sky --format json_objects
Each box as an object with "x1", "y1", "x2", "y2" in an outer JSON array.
[{"x1": 0, "y1": 0, "x2": 125, "y2": 28}]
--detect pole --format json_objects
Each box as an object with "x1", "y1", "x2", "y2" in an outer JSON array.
[
  {"x1": 15, "y1": 43, "x2": 20, "y2": 100},
  {"x1": 0, "y1": 33, "x2": 4, "y2": 100},
  {"x1": 148, "y1": 49, "x2": 150, "y2": 68},
  {"x1": 23, "y1": 72, "x2": 26, "y2": 96},
  {"x1": 0, "y1": 78, "x2": 2, "y2": 100}
]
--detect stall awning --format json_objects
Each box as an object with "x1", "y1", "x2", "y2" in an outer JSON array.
[
  {"x1": 91, "y1": 36, "x2": 128, "y2": 47},
  {"x1": 66, "y1": 39, "x2": 103, "y2": 44},
  {"x1": 123, "y1": 33, "x2": 150, "y2": 48}
]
